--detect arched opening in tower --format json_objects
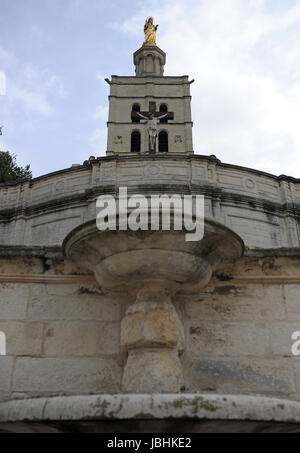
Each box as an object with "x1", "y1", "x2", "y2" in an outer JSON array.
[
  {"x1": 159, "y1": 131, "x2": 168, "y2": 153},
  {"x1": 131, "y1": 131, "x2": 141, "y2": 153}
]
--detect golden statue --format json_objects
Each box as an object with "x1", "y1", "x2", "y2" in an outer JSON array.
[{"x1": 143, "y1": 17, "x2": 159, "y2": 46}]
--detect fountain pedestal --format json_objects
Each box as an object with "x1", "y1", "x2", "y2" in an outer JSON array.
[{"x1": 121, "y1": 289, "x2": 185, "y2": 392}]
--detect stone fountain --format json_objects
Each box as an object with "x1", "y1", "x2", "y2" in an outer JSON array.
[{"x1": 63, "y1": 215, "x2": 244, "y2": 393}]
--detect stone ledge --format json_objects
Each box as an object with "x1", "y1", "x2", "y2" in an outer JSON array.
[
  {"x1": 1, "y1": 245, "x2": 300, "y2": 260},
  {"x1": 246, "y1": 247, "x2": 300, "y2": 257},
  {"x1": 1, "y1": 394, "x2": 300, "y2": 424},
  {"x1": 0, "y1": 246, "x2": 63, "y2": 259}
]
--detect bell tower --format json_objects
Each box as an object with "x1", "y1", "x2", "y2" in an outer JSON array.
[{"x1": 105, "y1": 17, "x2": 194, "y2": 156}]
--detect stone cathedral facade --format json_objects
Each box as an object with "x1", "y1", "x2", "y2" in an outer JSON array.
[{"x1": 1, "y1": 24, "x2": 300, "y2": 432}]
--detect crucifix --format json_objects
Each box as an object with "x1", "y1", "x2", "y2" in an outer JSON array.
[{"x1": 131, "y1": 102, "x2": 174, "y2": 154}]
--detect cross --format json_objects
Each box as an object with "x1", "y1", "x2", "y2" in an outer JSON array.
[
  {"x1": 131, "y1": 102, "x2": 174, "y2": 154},
  {"x1": 131, "y1": 102, "x2": 174, "y2": 123}
]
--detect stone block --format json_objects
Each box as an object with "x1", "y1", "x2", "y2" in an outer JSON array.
[
  {"x1": 0, "y1": 258, "x2": 43, "y2": 275},
  {"x1": 270, "y1": 322, "x2": 300, "y2": 357},
  {"x1": 0, "y1": 284, "x2": 28, "y2": 320},
  {"x1": 121, "y1": 301, "x2": 184, "y2": 350},
  {"x1": 184, "y1": 357, "x2": 295, "y2": 395},
  {"x1": 293, "y1": 362, "x2": 300, "y2": 393},
  {"x1": 13, "y1": 358, "x2": 122, "y2": 395},
  {"x1": 43, "y1": 321, "x2": 120, "y2": 356},
  {"x1": 285, "y1": 285, "x2": 300, "y2": 320},
  {"x1": 28, "y1": 294, "x2": 121, "y2": 322},
  {"x1": 122, "y1": 349, "x2": 183, "y2": 393},
  {"x1": 0, "y1": 357, "x2": 14, "y2": 401},
  {"x1": 188, "y1": 321, "x2": 270, "y2": 357},
  {"x1": 185, "y1": 287, "x2": 285, "y2": 322},
  {"x1": 0, "y1": 322, "x2": 43, "y2": 356}
]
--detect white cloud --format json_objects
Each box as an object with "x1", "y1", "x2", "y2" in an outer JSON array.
[
  {"x1": 8, "y1": 82, "x2": 53, "y2": 117},
  {"x1": 91, "y1": 104, "x2": 109, "y2": 155},
  {"x1": 89, "y1": 126, "x2": 107, "y2": 156},
  {"x1": 0, "y1": 43, "x2": 67, "y2": 131},
  {"x1": 0, "y1": 45, "x2": 15, "y2": 66},
  {"x1": 93, "y1": 105, "x2": 108, "y2": 121},
  {"x1": 113, "y1": 0, "x2": 300, "y2": 177}
]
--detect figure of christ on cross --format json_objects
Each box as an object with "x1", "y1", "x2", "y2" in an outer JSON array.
[{"x1": 131, "y1": 102, "x2": 174, "y2": 154}]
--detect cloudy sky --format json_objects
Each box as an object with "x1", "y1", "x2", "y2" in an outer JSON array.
[{"x1": 1, "y1": 0, "x2": 300, "y2": 178}]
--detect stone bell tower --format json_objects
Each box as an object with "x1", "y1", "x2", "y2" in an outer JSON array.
[{"x1": 106, "y1": 18, "x2": 194, "y2": 155}]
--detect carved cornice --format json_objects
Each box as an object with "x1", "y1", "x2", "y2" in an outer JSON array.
[{"x1": 0, "y1": 183, "x2": 299, "y2": 223}]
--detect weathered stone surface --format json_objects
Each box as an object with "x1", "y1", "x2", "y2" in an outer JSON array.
[
  {"x1": 0, "y1": 322, "x2": 43, "y2": 356},
  {"x1": 121, "y1": 300, "x2": 184, "y2": 350},
  {"x1": 270, "y1": 322, "x2": 300, "y2": 356},
  {"x1": 28, "y1": 293, "x2": 121, "y2": 322},
  {"x1": 122, "y1": 349, "x2": 184, "y2": 393},
  {"x1": 0, "y1": 284, "x2": 28, "y2": 320},
  {"x1": 185, "y1": 286, "x2": 285, "y2": 322},
  {"x1": 3, "y1": 394, "x2": 300, "y2": 425},
  {"x1": 134, "y1": 46, "x2": 166, "y2": 77},
  {"x1": 43, "y1": 321, "x2": 119, "y2": 356},
  {"x1": 284, "y1": 285, "x2": 300, "y2": 320},
  {"x1": 0, "y1": 357, "x2": 14, "y2": 402},
  {"x1": 184, "y1": 357, "x2": 295, "y2": 395},
  {"x1": 293, "y1": 362, "x2": 300, "y2": 393},
  {"x1": 188, "y1": 321, "x2": 270, "y2": 357},
  {"x1": 119, "y1": 289, "x2": 186, "y2": 393},
  {"x1": 0, "y1": 256, "x2": 299, "y2": 402},
  {"x1": 30, "y1": 283, "x2": 83, "y2": 297},
  {"x1": 13, "y1": 358, "x2": 122, "y2": 395},
  {"x1": 0, "y1": 257, "x2": 44, "y2": 274}
]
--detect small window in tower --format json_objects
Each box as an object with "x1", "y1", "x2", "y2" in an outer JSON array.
[
  {"x1": 131, "y1": 131, "x2": 141, "y2": 153},
  {"x1": 159, "y1": 104, "x2": 168, "y2": 123},
  {"x1": 159, "y1": 131, "x2": 168, "y2": 153},
  {"x1": 132, "y1": 104, "x2": 141, "y2": 123}
]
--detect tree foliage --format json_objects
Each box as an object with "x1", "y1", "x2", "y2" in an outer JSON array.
[{"x1": 0, "y1": 151, "x2": 32, "y2": 183}]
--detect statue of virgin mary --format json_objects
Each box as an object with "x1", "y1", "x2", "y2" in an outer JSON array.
[{"x1": 143, "y1": 17, "x2": 159, "y2": 46}]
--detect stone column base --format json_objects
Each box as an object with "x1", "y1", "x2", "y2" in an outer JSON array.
[{"x1": 121, "y1": 289, "x2": 185, "y2": 393}]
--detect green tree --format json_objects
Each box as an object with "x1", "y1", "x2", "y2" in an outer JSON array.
[{"x1": 0, "y1": 151, "x2": 32, "y2": 183}]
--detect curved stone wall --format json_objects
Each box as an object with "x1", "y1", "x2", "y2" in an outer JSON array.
[{"x1": 0, "y1": 154, "x2": 299, "y2": 250}]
